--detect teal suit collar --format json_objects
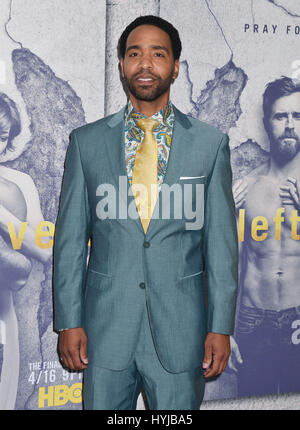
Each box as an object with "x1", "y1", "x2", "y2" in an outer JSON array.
[{"x1": 107, "y1": 103, "x2": 192, "y2": 130}]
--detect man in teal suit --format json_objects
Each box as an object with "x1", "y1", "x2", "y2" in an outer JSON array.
[{"x1": 53, "y1": 15, "x2": 239, "y2": 410}]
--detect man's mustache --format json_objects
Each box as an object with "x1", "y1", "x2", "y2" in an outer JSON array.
[{"x1": 280, "y1": 131, "x2": 299, "y2": 139}]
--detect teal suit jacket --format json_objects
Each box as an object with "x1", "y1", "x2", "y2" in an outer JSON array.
[{"x1": 53, "y1": 104, "x2": 239, "y2": 373}]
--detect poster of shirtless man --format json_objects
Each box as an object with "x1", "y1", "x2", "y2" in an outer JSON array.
[{"x1": 229, "y1": 76, "x2": 300, "y2": 396}]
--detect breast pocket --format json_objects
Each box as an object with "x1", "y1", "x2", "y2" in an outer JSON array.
[{"x1": 178, "y1": 176, "x2": 206, "y2": 231}]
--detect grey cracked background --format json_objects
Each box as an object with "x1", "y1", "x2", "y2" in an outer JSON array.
[{"x1": 0, "y1": 0, "x2": 299, "y2": 410}]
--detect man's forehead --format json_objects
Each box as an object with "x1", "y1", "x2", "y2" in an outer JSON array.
[
  {"x1": 126, "y1": 24, "x2": 172, "y2": 47},
  {"x1": 271, "y1": 92, "x2": 300, "y2": 112}
]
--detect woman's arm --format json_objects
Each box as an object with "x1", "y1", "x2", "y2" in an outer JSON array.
[
  {"x1": 0, "y1": 234, "x2": 32, "y2": 290},
  {"x1": 0, "y1": 174, "x2": 52, "y2": 264}
]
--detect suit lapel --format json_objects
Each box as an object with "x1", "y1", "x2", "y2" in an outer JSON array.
[
  {"x1": 146, "y1": 105, "x2": 193, "y2": 237},
  {"x1": 104, "y1": 106, "x2": 145, "y2": 234},
  {"x1": 103, "y1": 103, "x2": 193, "y2": 236}
]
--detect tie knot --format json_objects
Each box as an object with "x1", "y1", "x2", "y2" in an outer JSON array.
[{"x1": 136, "y1": 118, "x2": 159, "y2": 133}]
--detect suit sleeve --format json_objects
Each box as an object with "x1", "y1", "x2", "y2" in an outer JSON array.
[
  {"x1": 203, "y1": 133, "x2": 239, "y2": 335},
  {"x1": 53, "y1": 130, "x2": 91, "y2": 331}
]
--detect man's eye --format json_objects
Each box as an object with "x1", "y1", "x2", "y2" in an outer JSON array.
[
  {"x1": 274, "y1": 114, "x2": 286, "y2": 120},
  {"x1": 129, "y1": 52, "x2": 138, "y2": 57},
  {"x1": 154, "y1": 52, "x2": 164, "y2": 57}
]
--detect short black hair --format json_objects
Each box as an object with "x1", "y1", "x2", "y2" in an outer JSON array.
[
  {"x1": 117, "y1": 15, "x2": 182, "y2": 61},
  {"x1": 263, "y1": 76, "x2": 300, "y2": 131}
]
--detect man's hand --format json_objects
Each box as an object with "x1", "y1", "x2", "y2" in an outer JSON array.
[
  {"x1": 58, "y1": 328, "x2": 88, "y2": 371},
  {"x1": 202, "y1": 332, "x2": 231, "y2": 378},
  {"x1": 279, "y1": 177, "x2": 300, "y2": 210},
  {"x1": 232, "y1": 178, "x2": 248, "y2": 211}
]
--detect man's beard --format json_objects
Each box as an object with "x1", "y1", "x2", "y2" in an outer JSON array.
[
  {"x1": 269, "y1": 129, "x2": 300, "y2": 163},
  {"x1": 123, "y1": 70, "x2": 174, "y2": 102}
]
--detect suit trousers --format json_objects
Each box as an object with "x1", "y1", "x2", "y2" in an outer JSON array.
[{"x1": 82, "y1": 298, "x2": 206, "y2": 410}]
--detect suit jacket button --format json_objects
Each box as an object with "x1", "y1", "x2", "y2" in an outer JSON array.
[
  {"x1": 139, "y1": 282, "x2": 146, "y2": 289},
  {"x1": 143, "y1": 241, "x2": 150, "y2": 248}
]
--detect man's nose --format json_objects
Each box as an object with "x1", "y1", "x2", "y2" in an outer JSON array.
[
  {"x1": 139, "y1": 52, "x2": 153, "y2": 69},
  {"x1": 286, "y1": 114, "x2": 295, "y2": 129}
]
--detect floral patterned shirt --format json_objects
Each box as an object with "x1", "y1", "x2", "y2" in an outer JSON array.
[{"x1": 124, "y1": 98, "x2": 174, "y2": 191}]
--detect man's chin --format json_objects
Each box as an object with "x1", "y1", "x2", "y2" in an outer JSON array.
[
  {"x1": 274, "y1": 145, "x2": 300, "y2": 161},
  {"x1": 281, "y1": 139, "x2": 300, "y2": 152},
  {"x1": 135, "y1": 95, "x2": 159, "y2": 102},
  {"x1": 132, "y1": 89, "x2": 161, "y2": 102}
]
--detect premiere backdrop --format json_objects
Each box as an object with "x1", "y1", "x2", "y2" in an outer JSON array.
[{"x1": 0, "y1": 0, "x2": 299, "y2": 410}]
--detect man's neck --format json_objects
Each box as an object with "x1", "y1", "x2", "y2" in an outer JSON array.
[{"x1": 129, "y1": 94, "x2": 170, "y2": 117}]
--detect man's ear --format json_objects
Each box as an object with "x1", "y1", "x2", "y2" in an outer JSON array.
[
  {"x1": 173, "y1": 59, "x2": 179, "y2": 81},
  {"x1": 171, "y1": 59, "x2": 179, "y2": 84},
  {"x1": 263, "y1": 116, "x2": 269, "y2": 135},
  {"x1": 120, "y1": 57, "x2": 124, "y2": 79}
]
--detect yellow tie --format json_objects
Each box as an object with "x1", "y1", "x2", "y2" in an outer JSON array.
[{"x1": 132, "y1": 117, "x2": 159, "y2": 233}]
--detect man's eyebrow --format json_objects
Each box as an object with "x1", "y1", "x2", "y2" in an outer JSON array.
[
  {"x1": 273, "y1": 111, "x2": 300, "y2": 115},
  {"x1": 126, "y1": 45, "x2": 140, "y2": 52},
  {"x1": 126, "y1": 44, "x2": 170, "y2": 54},
  {"x1": 150, "y1": 45, "x2": 169, "y2": 53}
]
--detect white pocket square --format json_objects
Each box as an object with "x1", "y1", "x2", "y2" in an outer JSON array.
[{"x1": 179, "y1": 175, "x2": 206, "y2": 180}]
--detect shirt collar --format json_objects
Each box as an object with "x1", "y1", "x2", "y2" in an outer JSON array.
[{"x1": 125, "y1": 98, "x2": 174, "y2": 129}]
